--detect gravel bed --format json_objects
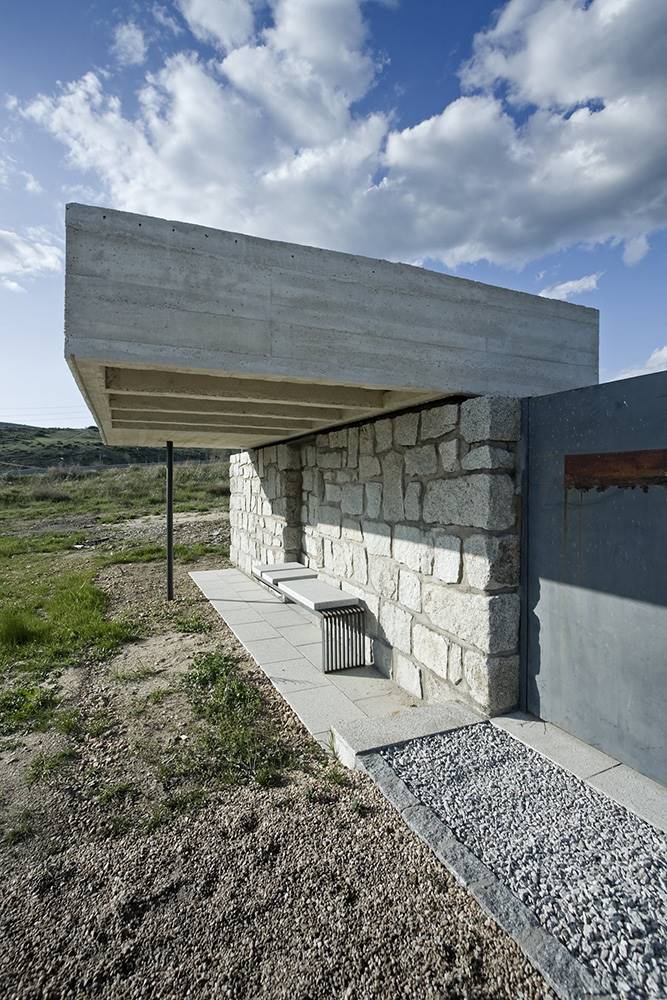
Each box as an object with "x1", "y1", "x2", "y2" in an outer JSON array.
[{"x1": 381, "y1": 723, "x2": 667, "y2": 999}]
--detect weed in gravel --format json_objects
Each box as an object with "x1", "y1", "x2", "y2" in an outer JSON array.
[
  {"x1": 183, "y1": 650, "x2": 296, "y2": 786},
  {"x1": 85, "y1": 709, "x2": 119, "y2": 738},
  {"x1": 2, "y1": 807, "x2": 35, "y2": 845},
  {"x1": 53, "y1": 708, "x2": 85, "y2": 738},
  {"x1": 173, "y1": 613, "x2": 212, "y2": 634},
  {"x1": 27, "y1": 748, "x2": 79, "y2": 784},
  {"x1": 113, "y1": 662, "x2": 161, "y2": 683},
  {"x1": 97, "y1": 781, "x2": 138, "y2": 806},
  {"x1": 304, "y1": 784, "x2": 338, "y2": 806},
  {"x1": 0, "y1": 685, "x2": 58, "y2": 736},
  {"x1": 324, "y1": 765, "x2": 351, "y2": 788}
]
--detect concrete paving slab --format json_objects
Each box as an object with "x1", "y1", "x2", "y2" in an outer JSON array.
[
  {"x1": 333, "y1": 701, "x2": 483, "y2": 769},
  {"x1": 230, "y1": 620, "x2": 281, "y2": 643},
  {"x1": 491, "y1": 712, "x2": 619, "y2": 780},
  {"x1": 242, "y1": 637, "x2": 301, "y2": 664},
  {"x1": 329, "y1": 666, "x2": 399, "y2": 701},
  {"x1": 356, "y1": 691, "x2": 419, "y2": 718},
  {"x1": 588, "y1": 764, "x2": 667, "y2": 834},
  {"x1": 257, "y1": 607, "x2": 312, "y2": 628},
  {"x1": 299, "y1": 642, "x2": 324, "y2": 669},
  {"x1": 261, "y1": 566, "x2": 318, "y2": 586},
  {"x1": 275, "y1": 623, "x2": 322, "y2": 647},
  {"x1": 262, "y1": 657, "x2": 330, "y2": 695},
  {"x1": 287, "y1": 686, "x2": 367, "y2": 734},
  {"x1": 210, "y1": 603, "x2": 264, "y2": 625}
]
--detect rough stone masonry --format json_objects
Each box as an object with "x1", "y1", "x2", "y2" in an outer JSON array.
[{"x1": 229, "y1": 396, "x2": 521, "y2": 715}]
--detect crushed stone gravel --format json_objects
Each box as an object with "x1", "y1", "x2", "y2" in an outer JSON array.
[{"x1": 382, "y1": 723, "x2": 667, "y2": 1000}]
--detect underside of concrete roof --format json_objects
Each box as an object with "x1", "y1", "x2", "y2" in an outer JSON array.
[{"x1": 65, "y1": 203, "x2": 599, "y2": 449}]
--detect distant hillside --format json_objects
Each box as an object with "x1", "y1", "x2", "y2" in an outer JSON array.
[{"x1": 0, "y1": 423, "x2": 227, "y2": 472}]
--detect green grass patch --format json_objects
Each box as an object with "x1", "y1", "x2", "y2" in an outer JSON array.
[
  {"x1": 96, "y1": 540, "x2": 229, "y2": 568},
  {"x1": 27, "y1": 748, "x2": 79, "y2": 784},
  {"x1": 0, "y1": 685, "x2": 58, "y2": 736},
  {"x1": 0, "y1": 532, "x2": 85, "y2": 558},
  {"x1": 97, "y1": 780, "x2": 138, "y2": 806},
  {"x1": 183, "y1": 650, "x2": 295, "y2": 787},
  {"x1": 0, "y1": 568, "x2": 140, "y2": 678}
]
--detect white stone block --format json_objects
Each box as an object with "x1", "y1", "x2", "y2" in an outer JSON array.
[
  {"x1": 405, "y1": 445, "x2": 438, "y2": 477},
  {"x1": 352, "y1": 545, "x2": 368, "y2": 585},
  {"x1": 421, "y1": 404, "x2": 458, "y2": 440},
  {"x1": 448, "y1": 644, "x2": 463, "y2": 685},
  {"x1": 342, "y1": 483, "x2": 364, "y2": 515},
  {"x1": 460, "y1": 396, "x2": 520, "y2": 443},
  {"x1": 319, "y1": 451, "x2": 342, "y2": 469},
  {"x1": 369, "y1": 555, "x2": 400, "y2": 599},
  {"x1": 379, "y1": 601, "x2": 412, "y2": 653},
  {"x1": 364, "y1": 520, "x2": 392, "y2": 557},
  {"x1": 318, "y1": 505, "x2": 342, "y2": 538},
  {"x1": 393, "y1": 411, "x2": 419, "y2": 446},
  {"x1": 412, "y1": 623, "x2": 448, "y2": 680},
  {"x1": 463, "y1": 650, "x2": 519, "y2": 714},
  {"x1": 398, "y1": 568, "x2": 421, "y2": 611},
  {"x1": 341, "y1": 518, "x2": 363, "y2": 543},
  {"x1": 365, "y1": 483, "x2": 383, "y2": 518},
  {"x1": 423, "y1": 585, "x2": 520, "y2": 654},
  {"x1": 431, "y1": 531, "x2": 461, "y2": 583},
  {"x1": 464, "y1": 534, "x2": 520, "y2": 590},
  {"x1": 347, "y1": 427, "x2": 359, "y2": 468},
  {"x1": 393, "y1": 523, "x2": 433, "y2": 574},
  {"x1": 404, "y1": 481, "x2": 421, "y2": 521},
  {"x1": 375, "y1": 418, "x2": 393, "y2": 452},
  {"x1": 382, "y1": 452, "x2": 404, "y2": 522},
  {"x1": 359, "y1": 425, "x2": 374, "y2": 455},
  {"x1": 359, "y1": 455, "x2": 381, "y2": 480},
  {"x1": 394, "y1": 653, "x2": 423, "y2": 698},
  {"x1": 462, "y1": 445, "x2": 515, "y2": 471},
  {"x1": 325, "y1": 483, "x2": 342, "y2": 503},
  {"x1": 423, "y1": 474, "x2": 515, "y2": 530},
  {"x1": 438, "y1": 438, "x2": 459, "y2": 472}
]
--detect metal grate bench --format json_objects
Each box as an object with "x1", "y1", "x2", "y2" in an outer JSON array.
[{"x1": 252, "y1": 563, "x2": 366, "y2": 672}]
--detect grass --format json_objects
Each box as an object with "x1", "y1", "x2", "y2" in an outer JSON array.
[
  {"x1": 0, "y1": 567, "x2": 140, "y2": 679},
  {"x1": 0, "y1": 685, "x2": 58, "y2": 736},
  {"x1": 97, "y1": 780, "x2": 138, "y2": 806},
  {"x1": 0, "y1": 532, "x2": 85, "y2": 558},
  {"x1": 27, "y1": 748, "x2": 79, "y2": 784},
  {"x1": 96, "y1": 540, "x2": 229, "y2": 568},
  {"x1": 173, "y1": 613, "x2": 212, "y2": 634},
  {"x1": 0, "y1": 460, "x2": 230, "y2": 525},
  {"x1": 169, "y1": 650, "x2": 297, "y2": 790}
]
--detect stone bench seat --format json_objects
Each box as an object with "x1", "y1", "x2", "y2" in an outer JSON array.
[{"x1": 252, "y1": 561, "x2": 365, "y2": 671}]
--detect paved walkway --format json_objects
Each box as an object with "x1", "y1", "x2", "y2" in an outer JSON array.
[{"x1": 189, "y1": 568, "x2": 481, "y2": 756}]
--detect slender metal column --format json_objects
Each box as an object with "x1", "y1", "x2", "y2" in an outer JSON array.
[{"x1": 166, "y1": 440, "x2": 174, "y2": 601}]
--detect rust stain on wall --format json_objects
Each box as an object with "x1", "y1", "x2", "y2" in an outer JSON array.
[{"x1": 564, "y1": 449, "x2": 667, "y2": 491}]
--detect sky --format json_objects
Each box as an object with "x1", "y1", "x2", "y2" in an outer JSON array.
[{"x1": 1, "y1": 0, "x2": 666, "y2": 428}]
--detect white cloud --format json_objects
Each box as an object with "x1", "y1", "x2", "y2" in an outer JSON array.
[
  {"x1": 614, "y1": 345, "x2": 667, "y2": 380},
  {"x1": 539, "y1": 272, "x2": 602, "y2": 301},
  {"x1": 22, "y1": 171, "x2": 42, "y2": 194},
  {"x1": 153, "y1": 5, "x2": 183, "y2": 35},
  {"x1": 0, "y1": 227, "x2": 63, "y2": 293},
  {"x1": 622, "y1": 233, "x2": 650, "y2": 265},
  {"x1": 18, "y1": 0, "x2": 667, "y2": 268},
  {"x1": 177, "y1": 0, "x2": 254, "y2": 50},
  {"x1": 112, "y1": 22, "x2": 147, "y2": 66}
]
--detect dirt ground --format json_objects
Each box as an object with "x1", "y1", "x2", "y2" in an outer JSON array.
[{"x1": 0, "y1": 512, "x2": 553, "y2": 1000}]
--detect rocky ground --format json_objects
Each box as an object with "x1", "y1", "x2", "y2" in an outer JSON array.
[{"x1": 0, "y1": 512, "x2": 553, "y2": 1000}]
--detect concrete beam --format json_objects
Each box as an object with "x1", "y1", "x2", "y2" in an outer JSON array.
[
  {"x1": 110, "y1": 410, "x2": 319, "y2": 431},
  {"x1": 111, "y1": 419, "x2": 306, "y2": 437},
  {"x1": 105, "y1": 367, "x2": 386, "y2": 410},
  {"x1": 108, "y1": 393, "x2": 351, "y2": 422}
]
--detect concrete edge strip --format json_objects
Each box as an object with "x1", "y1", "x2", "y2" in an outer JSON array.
[{"x1": 357, "y1": 750, "x2": 613, "y2": 1000}]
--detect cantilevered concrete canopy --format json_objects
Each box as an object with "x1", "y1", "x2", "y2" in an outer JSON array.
[{"x1": 65, "y1": 204, "x2": 599, "y2": 448}]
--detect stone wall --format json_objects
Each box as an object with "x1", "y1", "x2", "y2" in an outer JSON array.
[{"x1": 229, "y1": 396, "x2": 522, "y2": 715}]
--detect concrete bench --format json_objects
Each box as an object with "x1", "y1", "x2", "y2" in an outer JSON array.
[{"x1": 252, "y1": 562, "x2": 365, "y2": 672}]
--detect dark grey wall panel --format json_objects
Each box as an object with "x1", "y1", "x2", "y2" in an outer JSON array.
[{"x1": 525, "y1": 372, "x2": 667, "y2": 784}]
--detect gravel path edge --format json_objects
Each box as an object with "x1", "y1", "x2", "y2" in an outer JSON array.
[{"x1": 358, "y1": 750, "x2": 613, "y2": 1000}]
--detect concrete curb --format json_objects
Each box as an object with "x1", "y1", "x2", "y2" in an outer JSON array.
[{"x1": 358, "y1": 751, "x2": 614, "y2": 1000}]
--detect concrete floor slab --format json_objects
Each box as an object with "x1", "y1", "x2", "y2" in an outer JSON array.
[
  {"x1": 242, "y1": 637, "x2": 301, "y2": 664},
  {"x1": 275, "y1": 623, "x2": 322, "y2": 647},
  {"x1": 329, "y1": 666, "x2": 401, "y2": 701},
  {"x1": 588, "y1": 764, "x2": 667, "y2": 834},
  {"x1": 299, "y1": 642, "x2": 324, "y2": 669},
  {"x1": 230, "y1": 620, "x2": 281, "y2": 643},
  {"x1": 355, "y1": 691, "x2": 419, "y2": 718},
  {"x1": 287, "y1": 686, "x2": 368, "y2": 734},
  {"x1": 491, "y1": 712, "x2": 619, "y2": 780},
  {"x1": 262, "y1": 658, "x2": 329, "y2": 695}
]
